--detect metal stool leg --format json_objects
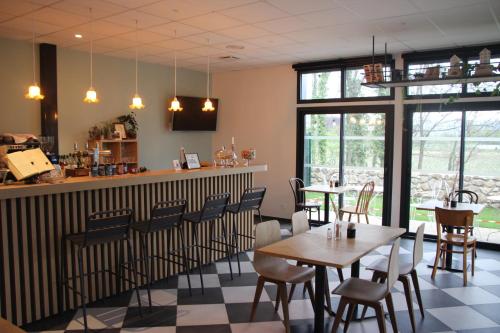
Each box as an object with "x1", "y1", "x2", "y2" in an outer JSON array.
[
  {"x1": 209, "y1": 220, "x2": 215, "y2": 264},
  {"x1": 59, "y1": 237, "x2": 68, "y2": 311},
  {"x1": 178, "y1": 225, "x2": 192, "y2": 296},
  {"x1": 221, "y1": 218, "x2": 234, "y2": 280},
  {"x1": 231, "y1": 218, "x2": 242, "y2": 276},
  {"x1": 257, "y1": 208, "x2": 263, "y2": 223},
  {"x1": 127, "y1": 238, "x2": 143, "y2": 316},
  {"x1": 192, "y1": 224, "x2": 205, "y2": 294},
  {"x1": 77, "y1": 247, "x2": 88, "y2": 333},
  {"x1": 139, "y1": 233, "x2": 152, "y2": 309}
]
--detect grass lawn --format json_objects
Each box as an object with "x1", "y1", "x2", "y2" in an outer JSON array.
[{"x1": 305, "y1": 191, "x2": 500, "y2": 229}]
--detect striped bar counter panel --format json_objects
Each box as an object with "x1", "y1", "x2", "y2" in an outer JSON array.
[{"x1": 0, "y1": 165, "x2": 267, "y2": 326}]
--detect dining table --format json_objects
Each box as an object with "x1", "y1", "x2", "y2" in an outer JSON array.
[
  {"x1": 299, "y1": 184, "x2": 350, "y2": 224},
  {"x1": 256, "y1": 222, "x2": 405, "y2": 333},
  {"x1": 415, "y1": 199, "x2": 485, "y2": 272}
]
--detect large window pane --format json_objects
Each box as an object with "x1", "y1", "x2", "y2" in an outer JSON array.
[
  {"x1": 300, "y1": 71, "x2": 341, "y2": 100},
  {"x1": 409, "y1": 111, "x2": 462, "y2": 235},
  {"x1": 463, "y1": 111, "x2": 500, "y2": 243},
  {"x1": 466, "y1": 58, "x2": 500, "y2": 93},
  {"x1": 407, "y1": 62, "x2": 463, "y2": 95},
  {"x1": 345, "y1": 67, "x2": 390, "y2": 98}
]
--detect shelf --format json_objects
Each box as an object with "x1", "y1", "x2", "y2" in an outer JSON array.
[
  {"x1": 93, "y1": 139, "x2": 137, "y2": 143},
  {"x1": 362, "y1": 74, "x2": 500, "y2": 88}
]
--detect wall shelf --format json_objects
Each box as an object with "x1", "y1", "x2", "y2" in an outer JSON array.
[{"x1": 362, "y1": 74, "x2": 500, "y2": 88}]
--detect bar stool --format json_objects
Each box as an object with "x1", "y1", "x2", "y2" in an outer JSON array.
[
  {"x1": 132, "y1": 200, "x2": 192, "y2": 307},
  {"x1": 183, "y1": 192, "x2": 236, "y2": 294},
  {"x1": 226, "y1": 186, "x2": 267, "y2": 240},
  {"x1": 60, "y1": 208, "x2": 142, "y2": 332}
]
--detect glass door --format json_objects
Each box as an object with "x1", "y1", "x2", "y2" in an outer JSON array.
[{"x1": 298, "y1": 106, "x2": 393, "y2": 225}]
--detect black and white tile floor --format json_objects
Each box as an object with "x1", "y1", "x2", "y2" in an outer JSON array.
[{"x1": 22, "y1": 233, "x2": 500, "y2": 333}]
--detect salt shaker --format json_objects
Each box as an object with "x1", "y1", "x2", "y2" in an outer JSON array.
[{"x1": 327, "y1": 228, "x2": 333, "y2": 239}]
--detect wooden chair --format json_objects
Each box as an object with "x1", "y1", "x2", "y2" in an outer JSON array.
[
  {"x1": 288, "y1": 211, "x2": 344, "y2": 315},
  {"x1": 339, "y1": 181, "x2": 375, "y2": 224},
  {"x1": 451, "y1": 190, "x2": 479, "y2": 237},
  {"x1": 0, "y1": 318, "x2": 26, "y2": 333},
  {"x1": 289, "y1": 178, "x2": 321, "y2": 223},
  {"x1": 331, "y1": 238, "x2": 401, "y2": 333},
  {"x1": 432, "y1": 207, "x2": 476, "y2": 286},
  {"x1": 250, "y1": 220, "x2": 315, "y2": 333},
  {"x1": 362, "y1": 223, "x2": 426, "y2": 332}
]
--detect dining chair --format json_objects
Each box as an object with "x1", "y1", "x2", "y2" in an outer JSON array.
[
  {"x1": 289, "y1": 178, "x2": 321, "y2": 222},
  {"x1": 287, "y1": 211, "x2": 344, "y2": 315},
  {"x1": 331, "y1": 238, "x2": 401, "y2": 333},
  {"x1": 451, "y1": 190, "x2": 479, "y2": 237},
  {"x1": 339, "y1": 181, "x2": 375, "y2": 224},
  {"x1": 432, "y1": 207, "x2": 476, "y2": 286},
  {"x1": 361, "y1": 223, "x2": 425, "y2": 332},
  {"x1": 250, "y1": 220, "x2": 315, "y2": 333}
]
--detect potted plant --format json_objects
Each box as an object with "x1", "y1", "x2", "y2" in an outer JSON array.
[
  {"x1": 117, "y1": 112, "x2": 139, "y2": 139},
  {"x1": 88, "y1": 126, "x2": 102, "y2": 140}
]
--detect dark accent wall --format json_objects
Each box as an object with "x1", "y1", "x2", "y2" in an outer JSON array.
[{"x1": 39, "y1": 43, "x2": 58, "y2": 154}]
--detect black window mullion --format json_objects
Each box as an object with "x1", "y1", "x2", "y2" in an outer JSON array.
[
  {"x1": 458, "y1": 110, "x2": 467, "y2": 194},
  {"x1": 340, "y1": 66, "x2": 346, "y2": 99},
  {"x1": 339, "y1": 113, "x2": 345, "y2": 209}
]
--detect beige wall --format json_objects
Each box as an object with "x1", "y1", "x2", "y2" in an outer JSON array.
[
  {"x1": 0, "y1": 37, "x2": 213, "y2": 170},
  {"x1": 212, "y1": 65, "x2": 297, "y2": 218}
]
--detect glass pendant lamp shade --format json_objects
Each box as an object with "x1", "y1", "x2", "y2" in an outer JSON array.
[
  {"x1": 202, "y1": 98, "x2": 214, "y2": 112},
  {"x1": 25, "y1": 20, "x2": 44, "y2": 100},
  {"x1": 169, "y1": 96, "x2": 182, "y2": 112},
  {"x1": 84, "y1": 8, "x2": 98, "y2": 104},
  {"x1": 129, "y1": 20, "x2": 145, "y2": 110},
  {"x1": 84, "y1": 87, "x2": 98, "y2": 103}
]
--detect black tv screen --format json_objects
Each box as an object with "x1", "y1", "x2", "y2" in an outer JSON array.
[{"x1": 172, "y1": 96, "x2": 218, "y2": 131}]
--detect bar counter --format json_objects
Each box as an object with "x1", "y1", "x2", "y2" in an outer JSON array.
[{"x1": 0, "y1": 165, "x2": 267, "y2": 325}]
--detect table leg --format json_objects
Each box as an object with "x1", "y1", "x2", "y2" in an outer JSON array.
[
  {"x1": 324, "y1": 193, "x2": 330, "y2": 224},
  {"x1": 314, "y1": 265, "x2": 326, "y2": 333},
  {"x1": 351, "y1": 260, "x2": 360, "y2": 319}
]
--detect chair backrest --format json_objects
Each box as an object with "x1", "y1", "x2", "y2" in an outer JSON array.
[
  {"x1": 199, "y1": 192, "x2": 230, "y2": 221},
  {"x1": 355, "y1": 181, "x2": 375, "y2": 213},
  {"x1": 435, "y1": 207, "x2": 474, "y2": 240},
  {"x1": 255, "y1": 219, "x2": 281, "y2": 249},
  {"x1": 453, "y1": 190, "x2": 479, "y2": 204},
  {"x1": 236, "y1": 187, "x2": 266, "y2": 212},
  {"x1": 413, "y1": 223, "x2": 425, "y2": 268},
  {"x1": 291, "y1": 210, "x2": 310, "y2": 236},
  {"x1": 148, "y1": 199, "x2": 187, "y2": 233},
  {"x1": 385, "y1": 238, "x2": 401, "y2": 294},
  {"x1": 84, "y1": 208, "x2": 134, "y2": 245},
  {"x1": 289, "y1": 177, "x2": 305, "y2": 206}
]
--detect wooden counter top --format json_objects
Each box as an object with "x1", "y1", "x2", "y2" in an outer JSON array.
[{"x1": 0, "y1": 164, "x2": 267, "y2": 199}]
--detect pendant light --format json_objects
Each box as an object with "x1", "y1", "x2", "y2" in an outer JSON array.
[
  {"x1": 129, "y1": 19, "x2": 144, "y2": 109},
  {"x1": 168, "y1": 30, "x2": 182, "y2": 112},
  {"x1": 25, "y1": 19, "x2": 44, "y2": 100},
  {"x1": 84, "y1": 8, "x2": 98, "y2": 103},
  {"x1": 202, "y1": 39, "x2": 215, "y2": 112}
]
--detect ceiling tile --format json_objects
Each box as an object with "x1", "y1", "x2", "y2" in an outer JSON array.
[
  {"x1": 105, "y1": 10, "x2": 169, "y2": 29},
  {"x1": 34, "y1": 7, "x2": 88, "y2": 28},
  {"x1": 183, "y1": 31, "x2": 234, "y2": 45},
  {"x1": 218, "y1": 24, "x2": 269, "y2": 39},
  {"x1": 255, "y1": 16, "x2": 311, "y2": 34},
  {"x1": 93, "y1": 36, "x2": 133, "y2": 49},
  {"x1": 221, "y1": 2, "x2": 288, "y2": 24},
  {"x1": 266, "y1": 0, "x2": 336, "y2": 15},
  {"x1": 137, "y1": 43, "x2": 170, "y2": 56},
  {"x1": 298, "y1": 7, "x2": 362, "y2": 28},
  {"x1": 244, "y1": 34, "x2": 297, "y2": 48},
  {"x1": 153, "y1": 38, "x2": 200, "y2": 50},
  {"x1": 183, "y1": 46, "x2": 227, "y2": 56},
  {"x1": 119, "y1": 30, "x2": 168, "y2": 43},
  {"x1": 0, "y1": 1, "x2": 41, "y2": 16},
  {"x1": 70, "y1": 42, "x2": 115, "y2": 54},
  {"x1": 184, "y1": 0, "x2": 256, "y2": 12},
  {"x1": 375, "y1": 14, "x2": 442, "y2": 41},
  {"x1": 105, "y1": 0, "x2": 161, "y2": 9},
  {"x1": 148, "y1": 21, "x2": 203, "y2": 37},
  {"x1": 336, "y1": 0, "x2": 419, "y2": 20},
  {"x1": 75, "y1": 20, "x2": 134, "y2": 37},
  {"x1": 139, "y1": 0, "x2": 211, "y2": 20},
  {"x1": 409, "y1": 0, "x2": 489, "y2": 12},
  {"x1": 0, "y1": 16, "x2": 63, "y2": 35},
  {"x1": 50, "y1": 0, "x2": 127, "y2": 19},
  {"x1": 181, "y1": 13, "x2": 243, "y2": 31}
]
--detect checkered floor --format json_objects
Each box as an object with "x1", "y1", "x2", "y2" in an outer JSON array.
[{"x1": 22, "y1": 230, "x2": 500, "y2": 333}]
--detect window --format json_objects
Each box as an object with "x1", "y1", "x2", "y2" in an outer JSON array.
[
  {"x1": 300, "y1": 71, "x2": 341, "y2": 100},
  {"x1": 466, "y1": 57, "x2": 500, "y2": 93},
  {"x1": 407, "y1": 61, "x2": 462, "y2": 96},
  {"x1": 344, "y1": 67, "x2": 390, "y2": 98}
]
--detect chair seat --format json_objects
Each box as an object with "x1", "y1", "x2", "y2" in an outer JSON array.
[
  {"x1": 442, "y1": 233, "x2": 476, "y2": 245},
  {"x1": 339, "y1": 206, "x2": 362, "y2": 214},
  {"x1": 297, "y1": 202, "x2": 320, "y2": 210},
  {"x1": 254, "y1": 255, "x2": 314, "y2": 284},
  {"x1": 65, "y1": 232, "x2": 126, "y2": 246},
  {"x1": 183, "y1": 211, "x2": 202, "y2": 223},
  {"x1": 332, "y1": 277, "x2": 387, "y2": 303},
  {"x1": 366, "y1": 257, "x2": 414, "y2": 276}
]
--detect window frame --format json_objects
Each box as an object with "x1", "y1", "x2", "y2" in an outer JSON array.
[{"x1": 294, "y1": 56, "x2": 395, "y2": 104}]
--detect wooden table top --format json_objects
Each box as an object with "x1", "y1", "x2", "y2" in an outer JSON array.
[
  {"x1": 415, "y1": 199, "x2": 485, "y2": 215},
  {"x1": 299, "y1": 184, "x2": 350, "y2": 194},
  {"x1": 256, "y1": 222, "x2": 405, "y2": 268}
]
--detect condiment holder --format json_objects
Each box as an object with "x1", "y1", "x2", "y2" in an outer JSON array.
[{"x1": 347, "y1": 222, "x2": 356, "y2": 238}]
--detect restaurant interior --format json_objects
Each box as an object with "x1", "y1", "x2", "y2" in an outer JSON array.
[{"x1": 1, "y1": 1, "x2": 500, "y2": 333}]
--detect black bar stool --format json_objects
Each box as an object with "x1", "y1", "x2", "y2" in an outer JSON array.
[
  {"x1": 226, "y1": 186, "x2": 266, "y2": 240},
  {"x1": 60, "y1": 208, "x2": 142, "y2": 332},
  {"x1": 131, "y1": 199, "x2": 193, "y2": 307},
  {"x1": 183, "y1": 192, "x2": 236, "y2": 294}
]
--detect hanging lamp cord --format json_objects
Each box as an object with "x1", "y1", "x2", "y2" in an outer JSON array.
[
  {"x1": 135, "y1": 20, "x2": 138, "y2": 94},
  {"x1": 32, "y1": 18, "x2": 36, "y2": 83},
  {"x1": 89, "y1": 8, "x2": 93, "y2": 87}
]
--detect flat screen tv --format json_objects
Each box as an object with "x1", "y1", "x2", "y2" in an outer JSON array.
[{"x1": 171, "y1": 96, "x2": 218, "y2": 131}]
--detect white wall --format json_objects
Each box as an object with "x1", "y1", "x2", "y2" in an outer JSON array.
[
  {"x1": 0, "y1": 37, "x2": 213, "y2": 169},
  {"x1": 212, "y1": 65, "x2": 297, "y2": 218}
]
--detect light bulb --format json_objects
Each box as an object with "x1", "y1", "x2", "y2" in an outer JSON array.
[
  {"x1": 84, "y1": 87, "x2": 99, "y2": 103},
  {"x1": 130, "y1": 94, "x2": 145, "y2": 109},
  {"x1": 202, "y1": 98, "x2": 215, "y2": 112},
  {"x1": 25, "y1": 84, "x2": 44, "y2": 100},
  {"x1": 168, "y1": 96, "x2": 183, "y2": 112}
]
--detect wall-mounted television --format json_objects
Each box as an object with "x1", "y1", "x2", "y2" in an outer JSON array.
[{"x1": 171, "y1": 96, "x2": 218, "y2": 131}]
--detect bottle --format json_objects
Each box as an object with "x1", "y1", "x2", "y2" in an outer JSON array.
[
  {"x1": 91, "y1": 161, "x2": 99, "y2": 177},
  {"x1": 180, "y1": 147, "x2": 187, "y2": 169}
]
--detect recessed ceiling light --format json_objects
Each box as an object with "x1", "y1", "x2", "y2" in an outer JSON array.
[
  {"x1": 74, "y1": 33, "x2": 83, "y2": 39},
  {"x1": 226, "y1": 44, "x2": 244, "y2": 50}
]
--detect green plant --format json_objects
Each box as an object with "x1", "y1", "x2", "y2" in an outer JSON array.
[
  {"x1": 117, "y1": 112, "x2": 138, "y2": 138},
  {"x1": 88, "y1": 126, "x2": 102, "y2": 139}
]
